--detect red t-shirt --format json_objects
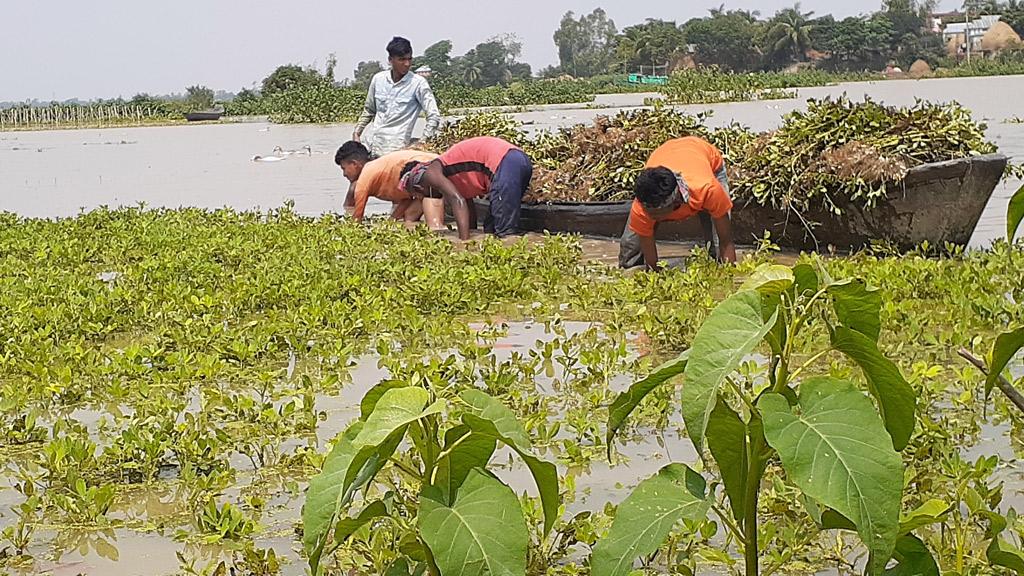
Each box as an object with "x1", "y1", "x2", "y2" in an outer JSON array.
[
  {"x1": 437, "y1": 136, "x2": 519, "y2": 199},
  {"x1": 629, "y1": 137, "x2": 733, "y2": 237}
]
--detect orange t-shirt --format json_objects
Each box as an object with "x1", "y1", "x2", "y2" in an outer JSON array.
[
  {"x1": 352, "y1": 149, "x2": 439, "y2": 220},
  {"x1": 628, "y1": 137, "x2": 732, "y2": 237}
]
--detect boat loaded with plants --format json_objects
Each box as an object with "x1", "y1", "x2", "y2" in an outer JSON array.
[{"x1": 429, "y1": 97, "x2": 1012, "y2": 251}]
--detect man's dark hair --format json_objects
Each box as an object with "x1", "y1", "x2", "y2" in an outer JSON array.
[
  {"x1": 399, "y1": 160, "x2": 420, "y2": 179},
  {"x1": 387, "y1": 37, "x2": 413, "y2": 58},
  {"x1": 334, "y1": 141, "x2": 370, "y2": 165},
  {"x1": 634, "y1": 167, "x2": 679, "y2": 209}
]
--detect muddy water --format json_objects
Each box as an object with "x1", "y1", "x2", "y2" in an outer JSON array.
[{"x1": 2, "y1": 75, "x2": 1023, "y2": 248}]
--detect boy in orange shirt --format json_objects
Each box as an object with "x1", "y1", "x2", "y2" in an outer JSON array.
[
  {"x1": 619, "y1": 136, "x2": 737, "y2": 269},
  {"x1": 335, "y1": 141, "x2": 442, "y2": 227}
]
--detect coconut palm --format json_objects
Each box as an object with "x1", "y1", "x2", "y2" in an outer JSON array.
[
  {"x1": 462, "y1": 63, "x2": 483, "y2": 87},
  {"x1": 766, "y1": 4, "x2": 816, "y2": 63}
]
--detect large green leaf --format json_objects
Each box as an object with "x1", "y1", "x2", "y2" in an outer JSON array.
[
  {"x1": 590, "y1": 464, "x2": 710, "y2": 576},
  {"x1": 828, "y1": 279, "x2": 882, "y2": 342},
  {"x1": 899, "y1": 499, "x2": 951, "y2": 534},
  {"x1": 419, "y1": 469, "x2": 528, "y2": 576},
  {"x1": 760, "y1": 377, "x2": 902, "y2": 574},
  {"x1": 303, "y1": 422, "x2": 365, "y2": 565},
  {"x1": 1008, "y1": 182, "x2": 1024, "y2": 241},
  {"x1": 606, "y1": 351, "x2": 689, "y2": 458},
  {"x1": 706, "y1": 396, "x2": 749, "y2": 524},
  {"x1": 681, "y1": 290, "x2": 777, "y2": 451},
  {"x1": 460, "y1": 389, "x2": 531, "y2": 449},
  {"x1": 354, "y1": 387, "x2": 444, "y2": 447},
  {"x1": 459, "y1": 390, "x2": 559, "y2": 535},
  {"x1": 740, "y1": 264, "x2": 795, "y2": 295},
  {"x1": 983, "y1": 511, "x2": 1024, "y2": 575},
  {"x1": 304, "y1": 426, "x2": 400, "y2": 573},
  {"x1": 304, "y1": 388, "x2": 443, "y2": 574},
  {"x1": 334, "y1": 500, "x2": 388, "y2": 544},
  {"x1": 433, "y1": 425, "x2": 497, "y2": 505},
  {"x1": 884, "y1": 534, "x2": 939, "y2": 576},
  {"x1": 986, "y1": 327, "x2": 1024, "y2": 398},
  {"x1": 831, "y1": 326, "x2": 917, "y2": 451},
  {"x1": 462, "y1": 414, "x2": 559, "y2": 535},
  {"x1": 360, "y1": 379, "x2": 411, "y2": 419},
  {"x1": 792, "y1": 263, "x2": 819, "y2": 297}
]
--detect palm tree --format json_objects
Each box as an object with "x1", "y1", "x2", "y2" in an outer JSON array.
[
  {"x1": 462, "y1": 63, "x2": 483, "y2": 87},
  {"x1": 766, "y1": 3, "x2": 816, "y2": 63}
]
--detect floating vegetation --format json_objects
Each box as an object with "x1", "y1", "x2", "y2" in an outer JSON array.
[{"x1": 1, "y1": 205, "x2": 1023, "y2": 575}]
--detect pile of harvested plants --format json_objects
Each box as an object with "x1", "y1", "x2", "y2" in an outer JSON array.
[{"x1": 426, "y1": 96, "x2": 998, "y2": 215}]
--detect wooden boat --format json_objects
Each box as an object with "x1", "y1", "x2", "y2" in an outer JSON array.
[
  {"x1": 184, "y1": 110, "x2": 224, "y2": 122},
  {"x1": 476, "y1": 154, "x2": 1008, "y2": 252}
]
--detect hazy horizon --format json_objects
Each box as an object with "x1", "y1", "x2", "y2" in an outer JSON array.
[{"x1": 1, "y1": 0, "x2": 960, "y2": 102}]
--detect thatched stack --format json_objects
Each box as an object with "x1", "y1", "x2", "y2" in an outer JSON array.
[
  {"x1": 947, "y1": 33, "x2": 966, "y2": 57},
  {"x1": 981, "y1": 21, "x2": 1022, "y2": 53},
  {"x1": 909, "y1": 59, "x2": 933, "y2": 78}
]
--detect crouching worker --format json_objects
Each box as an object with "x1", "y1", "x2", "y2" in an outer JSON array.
[
  {"x1": 619, "y1": 136, "x2": 737, "y2": 269},
  {"x1": 398, "y1": 136, "x2": 532, "y2": 240},
  {"x1": 335, "y1": 141, "x2": 444, "y2": 228}
]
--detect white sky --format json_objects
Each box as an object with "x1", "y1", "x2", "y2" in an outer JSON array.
[{"x1": 0, "y1": 0, "x2": 959, "y2": 101}]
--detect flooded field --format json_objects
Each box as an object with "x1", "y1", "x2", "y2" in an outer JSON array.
[
  {"x1": 2, "y1": 75, "x2": 1022, "y2": 247},
  {"x1": 2, "y1": 77, "x2": 1024, "y2": 576}
]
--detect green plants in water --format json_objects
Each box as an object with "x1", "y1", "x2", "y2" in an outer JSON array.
[
  {"x1": 601, "y1": 261, "x2": 926, "y2": 575},
  {"x1": 0, "y1": 206, "x2": 1022, "y2": 575},
  {"x1": 658, "y1": 67, "x2": 881, "y2": 105},
  {"x1": 302, "y1": 386, "x2": 559, "y2": 576}
]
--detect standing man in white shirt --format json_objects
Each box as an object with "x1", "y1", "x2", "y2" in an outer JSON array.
[{"x1": 352, "y1": 37, "x2": 442, "y2": 158}]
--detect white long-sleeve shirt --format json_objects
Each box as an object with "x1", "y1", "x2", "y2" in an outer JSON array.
[{"x1": 354, "y1": 70, "x2": 441, "y2": 157}]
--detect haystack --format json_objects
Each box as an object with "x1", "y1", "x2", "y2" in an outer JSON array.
[
  {"x1": 947, "y1": 33, "x2": 965, "y2": 57},
  {"x1": 909, "y1": 59, "x2": 933, "y2": 78},
  {"x1": 981, "y1": 21, "x2": 1022, "y2": 53}
]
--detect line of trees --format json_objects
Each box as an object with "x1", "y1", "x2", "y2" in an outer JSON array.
[{"x1": 545, "y1": 0, "x2": 1024, "y2": 77}]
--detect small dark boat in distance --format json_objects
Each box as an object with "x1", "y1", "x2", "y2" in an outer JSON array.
[{"x1": 184, "y1": 110, "x2": 224, "y2": 122}]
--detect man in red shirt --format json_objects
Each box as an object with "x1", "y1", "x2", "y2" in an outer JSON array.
[
  {"x1": 619, "y1": 136, "x2": 737, "y2": 269},
  {"x1": 399, "y1": 136, "x2": 532, "y2": 240}
]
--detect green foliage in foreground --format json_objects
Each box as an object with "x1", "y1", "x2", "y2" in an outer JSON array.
[
  {"x1": 1, "y1": 207, "x2": 1023, "y2": 575},
  {"x1": 605, "y1": 263, "x2": 915, "y2": 575}
]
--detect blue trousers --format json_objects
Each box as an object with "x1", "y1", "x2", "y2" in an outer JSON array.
[{"x1": 485, "y1": 149, "x2": 533, "y2": 237}]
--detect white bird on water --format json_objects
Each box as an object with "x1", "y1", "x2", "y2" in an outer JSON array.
[
  {"x1": 273, "y1": 145, "x2": 312, "y2": 156},
  {"x1": 252, "y1": 154, "x2": 285, "y2": 162}
]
